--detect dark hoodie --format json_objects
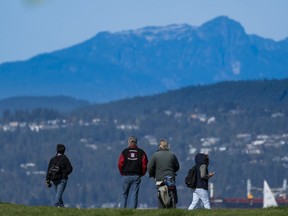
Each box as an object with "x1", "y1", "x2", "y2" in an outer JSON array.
[
  {"x1": 46, "y1": 154, "x2": 73, "y2": 181},
  {"x1": 195, "y1": 153, "x2": 209, "y2": 190}
]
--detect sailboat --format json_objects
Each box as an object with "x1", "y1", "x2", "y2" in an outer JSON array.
[
  {"x1": 210, "y1": 179, "x2": 288, "y2": 208},
  {"x1": 263, "y1": 180, "x2": 278, "y2": 208}
]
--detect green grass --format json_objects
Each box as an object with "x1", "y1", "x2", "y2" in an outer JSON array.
[{"x1": 0, "y1": 203, "x2": 288, "y2": 216}]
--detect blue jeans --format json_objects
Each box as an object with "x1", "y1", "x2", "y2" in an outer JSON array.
[
  {"x1": 121, "y1": 175, "x2": 141, "y2": 208},
  {"x1": 53, "y1": 179, "x2": 67, "y2": 207}
]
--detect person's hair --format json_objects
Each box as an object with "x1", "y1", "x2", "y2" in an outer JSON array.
[
  {"x1": 128, "y1": 136, "x2": 137, "y2": 146},
  {"x1": 159, "y1": 139, "x2": 169, "y2": 150},
  {"x1": 57, "y1": 144, "x2": 66, "y2": 154}
]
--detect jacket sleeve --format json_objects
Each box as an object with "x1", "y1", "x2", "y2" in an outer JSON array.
[
  {"x1": 147, "y1": 155, "x2": 156, "y2": 178},
  {"x1": 141, "y1": 152, "x2": 148, "y2": 176},
  {"x1": 200, "y1": 164, "x2": 209, "y2": 179},
  {"x1": 118, "y1": 153, "x2": 125, "y2": 175},
  {"x1": 173, "y1": 154, "x2": 180, "y2": 172},
  {"x1": 61, "y1": 156, "x2": 73, "y2": 179},
  {"x1": 46, "y1": 159, "x2": 53, "y2": 181}
]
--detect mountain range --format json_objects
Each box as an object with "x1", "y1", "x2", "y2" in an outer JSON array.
[{"x1": 0, "y1": 16, "x2": 287, "y2": 103}]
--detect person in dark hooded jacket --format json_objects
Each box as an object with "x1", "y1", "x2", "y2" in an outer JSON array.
[
  {"x1": 46, "y1": 144, "x2": 73, "y2": 207},
  {"x1": 188, "y1": 153, "x2": 214, "y2": 210}
]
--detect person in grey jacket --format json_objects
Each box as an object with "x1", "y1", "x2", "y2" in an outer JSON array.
[
  {"x1": 188, "y1": 153, "x2": 215, "y2": 210},
  {"x1": 147, "y1": 139, "x2": 180, "y2": 208}
]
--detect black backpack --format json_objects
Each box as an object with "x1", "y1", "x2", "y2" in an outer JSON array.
[
  {"x1": 185, "y1": 165, "x2": 197, "y2": 188},
  {"x1": 49, "y1": 156, "x2": 63, "y2": 181}
]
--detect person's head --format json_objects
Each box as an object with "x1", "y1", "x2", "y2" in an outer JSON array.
[
  {"x1": 195, "y1": 153, "x2": 209, "y2": 165},
  {"x1": 159, "y1": 139, "x2": 170, "y2": 150},
  {"x1": 57, "y1": 144, "x2": 66, "y2": 154},
  {"x1": 128, "y1": 136, "x2": 137, "y2": 147}
]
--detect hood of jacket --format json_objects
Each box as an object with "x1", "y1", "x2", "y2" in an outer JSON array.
[{"x1": 195, "y1": 153, "x2": 209, "y2": 165}]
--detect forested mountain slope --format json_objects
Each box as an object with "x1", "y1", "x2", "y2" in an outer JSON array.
[{"x1": 0, "y1": 79, "x2": 287, "y2": 208}]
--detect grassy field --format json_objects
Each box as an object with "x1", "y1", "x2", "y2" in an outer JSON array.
[{"x1": 0, "y1": 203, "x2": 288, "y2": 216}]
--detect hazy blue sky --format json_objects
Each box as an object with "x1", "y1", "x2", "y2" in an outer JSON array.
[{"x1": 1, "y1": 0, "x2": 287, "y2": 64}]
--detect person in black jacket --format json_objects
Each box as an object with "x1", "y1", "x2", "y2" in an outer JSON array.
[
  {"x1": 118, "y1": 136, "x2": 148, "y2": 208},
  {"x1": 46, "y1": 144, "x2": 73, "y2": 207},
  {"x1": 188, "y1": 153, "x2": 214, "y2": 210}
]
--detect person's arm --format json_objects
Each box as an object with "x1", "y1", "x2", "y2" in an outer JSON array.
[
  {"x1": 142, "y1": 152, "x2": 148, "y2": 175},
  {"x1": 200, "y1": 164, "x2": 209, "y2": 179},
  {"x1": 118, "y1": 153, "x2": 125, "y2": 175},
  {"x1": 65, "y1": 157, "x2": 73, "y2": 174},
  {"x1": 147, "y1": 155, "x2": 155, "y2": 178},
  {"x1": 46, "y1": 159, "x2": 53, "y2": 181},
  {"x1": 46, "y1": 158, "x2": 53, "y2": 187},
  {"x1": 61, "y1": 156, "x2": 73, "y2": 178},
  {"x1": 200, "y1": 164, "x2": 215, "y2": 179},
  {"x1": 173, "y1": 155, "x2": 180, "y2": 172}
]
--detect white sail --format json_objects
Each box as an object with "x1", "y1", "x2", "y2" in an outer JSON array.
[{"x1": 263, "y1": 180, "x2": 278, "y2": 208}]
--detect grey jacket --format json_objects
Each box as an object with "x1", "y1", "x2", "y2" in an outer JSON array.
[{"x1": 147, "y1": 149, "x2": 180, "y2": 181}]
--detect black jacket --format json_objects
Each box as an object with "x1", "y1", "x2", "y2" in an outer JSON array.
[
  {"x1": 195, "y1": 153, "x2": 209, "y2": 190},
  {"x1": 46, "y1": 154, "x2": 73, "y2": 181},
  {"x1": 118, "y1": 147, "x2": 148, "y2": 176}
]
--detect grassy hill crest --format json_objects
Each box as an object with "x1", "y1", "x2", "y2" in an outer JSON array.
[{"x1": 0, "y1": 203, "x2": 287, "y2": 216}]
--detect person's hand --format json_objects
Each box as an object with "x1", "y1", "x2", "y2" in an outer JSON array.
[{"x1": 209, "y1": 171, "x2": 215, "y2": 178}]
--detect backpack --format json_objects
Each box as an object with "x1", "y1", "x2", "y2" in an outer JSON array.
[
  {"x1": 158, "y1": 185, "x2": 171, "y2": 207},
  {"x1": 49, "y1": 156, "x2": 63, "y2": 181},
  {"x1": 157, "y1": 176, "x2": 176, "y2": 208},
  {"x1": 185, "y1": 165, "x2": 197, "y2": 188}
]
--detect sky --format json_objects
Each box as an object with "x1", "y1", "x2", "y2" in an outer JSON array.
[{"x1": 1, "y1": 0, "x2": 288, "y2": 64}]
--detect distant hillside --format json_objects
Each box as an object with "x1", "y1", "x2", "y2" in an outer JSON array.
[
  {"x1": 0, "y1": 16, "x2": 287, "y2": 102},
  {"x1": 76, "y1": 79, "x2": 288, "y2": 118},
  {"x1": 0, "y1": 96, "x2": 89, "y2": 113},
  {"x1": 0, "y1": 79, "x2": 288, "y2": 208}
]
